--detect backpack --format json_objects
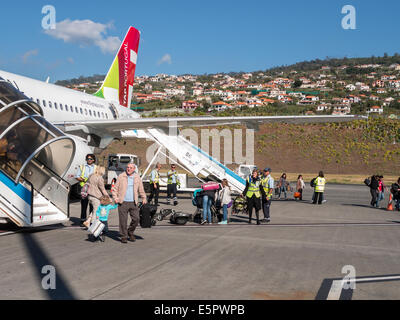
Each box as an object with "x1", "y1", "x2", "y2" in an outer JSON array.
[
  {"x1": 364, "y1": 178, "x2": 371, "y2": 187},
  {"x1": 310, "y1": 177, "x2": 317, "y2": 188},
  {"x1": 192, "y1": 189, "x2": 203, "y2": 207}
]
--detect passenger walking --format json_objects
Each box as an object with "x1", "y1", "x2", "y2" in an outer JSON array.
[
  {"x1": 167, "y1": 164, "x2": 180, "y2": 206},
  {"x1": 217, "y1": 179, "x2": 232, "y2": 224},
  {"x1": 76, "y1": 154, "x2": 97, "y2": 226},
  {"x1": 201, "y1": 188, "x2": 217, "y2": 225},
  {"x1": 83, "y1": 166, "x2": 110, "y2": 228},
  {"x1": 243, "y1": 169, "x2": 265, "y2": 225},
  {"x1": 369, "y1": 175, "x2": 379, "y2": 207},
  {"x1": 278, "y1": 173, "x2": 288, "y2": 200},
  {"x1": 296, "y1": 175, "x2": 305, "y2": 201},
  {"x1": 148, "y1": 163, "x2": 161, "y2": 206},
  {"x1": 312, "y1": 171, "x2": 326, "y2": 205},
  {"x1": 261, "y1": 167, "x2": 274, "y2": 223},
  {"x1": 94, "y1": 196, "x2": 118, "y2": 242},
  {"x1": 376, "y1": 175, "x2": 385, "y2": 208},
  {"x1": 391, "y1": 177, "x2": 400, "y2": 211},
  {"x1": 112, "y1": 163, "x2": 147, "y2": 244}
]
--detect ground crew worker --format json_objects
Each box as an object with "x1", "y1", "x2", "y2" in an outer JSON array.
[
  {"x1": 313, "y1": 171, "x2": 326, "y2": 205},
  {"x1": 261, "y1": 167, "x2": 274, "y2": 222},
  {"x1": 148, "y1": 162, "x2": 161, "y2": 206},
  {"x1": 76, "y1": 154, "x2": 97, "y2": 226},
  {"x1": 243, "y1": 169, "x2": 265, "y2": 225},
  {"x1": 167, "y1": 164, "x2": 180, "y2": 205}
]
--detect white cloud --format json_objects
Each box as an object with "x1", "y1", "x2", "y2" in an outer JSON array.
[
  {"x1": 22, "y1": 49, "x2": 39, "y2": 63},
  {"x1": 158, "y1": 54, "x2": 172, "y2": 65},
  {"x1": 44, "y1": 19, "x2": 121, "y2": 54}
]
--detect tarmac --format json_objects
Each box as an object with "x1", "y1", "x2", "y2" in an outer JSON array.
[{"x1": 0, "y1": 184, "x2": 400, "y2": 300}]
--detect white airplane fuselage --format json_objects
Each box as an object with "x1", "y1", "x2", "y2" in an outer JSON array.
[{"x1": 0, "y1": 69, "x2": 140, "y2": 185}]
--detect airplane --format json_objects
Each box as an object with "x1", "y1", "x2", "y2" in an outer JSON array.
[{"x1": 0, "y1": 26, "x2": 366, "y2": 227}]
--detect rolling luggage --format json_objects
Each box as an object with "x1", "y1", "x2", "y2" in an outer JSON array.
[
  {"x1": 88, "y1": 219, "x2": 105, "y2": 237},
  {"x1": 156, "y1": 208, "x2": 174, "y2": 221},
  {"x1": 140, "y1": 203, "x2": 157, "y2": 228},
  {"x1": 169, "y1": 211, "x2": 192, "y2": 225}
]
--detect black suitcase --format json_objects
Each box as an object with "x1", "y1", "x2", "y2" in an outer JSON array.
[{"x1": 140, "y1": 204, "x2": 157, "y2": 228}]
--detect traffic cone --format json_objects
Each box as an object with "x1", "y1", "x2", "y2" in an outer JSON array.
[{"x1": 387, "y1": 193, "x2": 393, "y2": 211}]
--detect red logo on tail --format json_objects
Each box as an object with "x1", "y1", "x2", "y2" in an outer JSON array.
[{"x1": 118, "y1": 27, "x2": 140, "y2": 108}]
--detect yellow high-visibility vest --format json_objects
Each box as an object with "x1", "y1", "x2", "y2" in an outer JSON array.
[
  {"x1": 79, "y1": 164, "x2": 97, "y2": 187},
  {"x1": 167, "y1": 170, "x2": 179, "y2": 185},
  {"x1": 246, "y1": 176, "x2": 261, "y2": 198},
  {"x1": 150, "y1": 169, "x2": 160, "y2": 183},
  {"x1": 314, "y1": 177, "x2": 326, "y2": 192}
]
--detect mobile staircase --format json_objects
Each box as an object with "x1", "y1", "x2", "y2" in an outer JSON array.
[{"x1": 0, "y1": 79, "x2": 75, "y2": 227}]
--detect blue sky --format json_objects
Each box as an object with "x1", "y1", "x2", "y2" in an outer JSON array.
[{"x1": 0, "y1": 0, "x2": 399, "y2": 82}]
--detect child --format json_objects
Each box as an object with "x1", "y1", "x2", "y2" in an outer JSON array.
[
  {"x1": 95, "y1": 195, "x2": 118, "y2": 242},
  {"x1": 217, "y1": 179, "x2": 231, "y2": 225}
]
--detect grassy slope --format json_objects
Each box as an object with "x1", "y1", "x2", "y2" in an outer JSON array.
[{"x1": 99, "y1": 119, "x2": 400, "y2": 184}]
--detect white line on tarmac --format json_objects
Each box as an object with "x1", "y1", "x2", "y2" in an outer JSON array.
[
  {"x1": 326, "y1": 275, "x2": 400, "y2": 300},
  {"x1": 327, "y1": 280, "x2": 345, "y2": 300}
]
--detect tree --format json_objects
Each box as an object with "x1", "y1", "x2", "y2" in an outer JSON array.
[{"x1": 293, "y1": 79, "x2": 303, "y2": 88}]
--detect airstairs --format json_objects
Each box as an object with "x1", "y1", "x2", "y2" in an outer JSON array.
[
  {"x1": 0, "y1": 79, "x2": 75, "y2": 227},
  {"x1": 132, "y1": 128, "x2": 246, "y2": 193}
]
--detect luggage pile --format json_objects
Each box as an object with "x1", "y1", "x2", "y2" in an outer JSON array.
[{"x1": 232, "y1": 195, "x2": 247, "y2": 215}]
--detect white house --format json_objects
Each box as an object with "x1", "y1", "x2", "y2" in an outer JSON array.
[{"x1": 368, "y1": 106, "x2": 383, "y2": 114}]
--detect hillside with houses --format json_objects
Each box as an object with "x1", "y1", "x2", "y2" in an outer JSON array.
[{"x1": 56, "y1": 55, "x2": 400, "y2": 118}]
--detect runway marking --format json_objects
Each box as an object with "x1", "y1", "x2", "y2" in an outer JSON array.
[{"x1": 316, "y1": 274, "x2": 400, "y2": 300}]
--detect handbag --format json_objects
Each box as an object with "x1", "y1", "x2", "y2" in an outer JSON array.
[
  {"x1": 227, "y1": 200, "x2": 233, "y2": 208},
  {"x1": 81, "y1": 183, "x2": 89, "y2": 199},
  {"x1": 88, "y1": 219, "x2": 104, "y2": 237}
]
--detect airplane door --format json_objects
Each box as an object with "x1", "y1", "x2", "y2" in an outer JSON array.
[{"x1": 109, "y1": 103, "x2": 119, "y2": 119}]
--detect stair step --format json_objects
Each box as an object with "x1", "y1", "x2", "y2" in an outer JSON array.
[{"x1": 33, "y1": 206, "x2": 60, "y2": 216}]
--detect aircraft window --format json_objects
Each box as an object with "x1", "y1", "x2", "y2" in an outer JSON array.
[
  {"x1": 36, "y1": 98, "x2": 40, "y2": 105},
  {"x1": 98, "y1": 111, "x2": 101, "y2": 117},
  {"x1": 101, "y1": 112, "x2": 104, "y2": 118},
  {"x1": 60, "y1": 103, "x2": 63, "y2": 111},
  {"x1": 80, "y1": 108, "x2": 83, "y2": 114},
  {"x1": 106, "y1": 114, "x2": 108, "y2": 119},
  {"x1": 54, "y1": 102, "x2": 58, "y2": 110},
  {"x1": 89, "y1": 110, "x2": 92, "y2": 116},
  {"x1": 84, "y1": 109, "x2": 88, "y2": 115},
  {"x1": 70, "y1": 106, "x2": 73, "y2": 112},
  {"x1": 75, "y1": 107, "x2": 78, "y2": 113},
  {"x1": 49, "y1": 101, "x2": 52, "y2": 108},
  {"x1": 43, "y1": 100, "x2": 46, "y2": 107}
]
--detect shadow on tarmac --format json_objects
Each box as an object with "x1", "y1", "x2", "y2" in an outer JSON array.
[
  {"x1": 341, "y1": 203, "x2": 388, "y2": 210},
  {"x1": 21, "y1": 233, "x2": 77, "y2": 299},
  {"x1": 83, "y1": 230, "x2": 144, "y2": 243}
]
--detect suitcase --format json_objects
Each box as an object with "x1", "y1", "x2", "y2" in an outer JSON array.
[
  {"x1": 88, "y1": 219, "x2": 105, "y2": 237},
  {"x1": 170, "y1": 211, "x2": 192, "y2": 225},
  {"x1": 201, "y1": 181, "x2": 220, "y2": 191},
  {"x1": 140, "y1": 204, "x2": 157, "y2": 228}
]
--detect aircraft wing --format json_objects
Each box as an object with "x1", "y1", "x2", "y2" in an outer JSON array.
[{"x1": 54, "y1": 114, "x2": 367, "y2": 135}]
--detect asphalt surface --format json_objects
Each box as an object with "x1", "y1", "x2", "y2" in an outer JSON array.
[{"x1": 0, "y1": 184, "x2": 400, "y2": 300}]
